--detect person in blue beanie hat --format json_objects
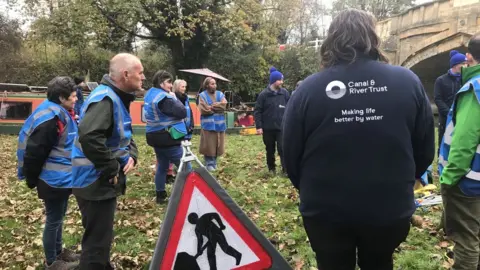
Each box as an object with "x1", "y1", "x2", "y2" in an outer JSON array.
[
  {"x1": 254, "y1": 67, "x2": 290, "y2": 175},
  {"x1": 434, "y1": 50, "x2": 467, "y2": 151}
]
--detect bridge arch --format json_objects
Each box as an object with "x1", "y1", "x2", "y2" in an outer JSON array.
[
  {"x1": 402, "y1": 32, "x2": 472, "y2": 69},
  {"x1": 402, "y1": 32, "x2": 472, "y2": 99}
]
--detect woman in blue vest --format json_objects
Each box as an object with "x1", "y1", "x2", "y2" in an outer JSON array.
[
  {"x1": 144, "y1": 70, "x2": 190, "y2": 204},
  {"x1": 173, "y1": 79, "x2": 194, "y2": 139},
  {"x1": 198, "y1": 77, "x2": 227, "y2": 171},
  {"x1": 17, "y1": 76, "x2": 80, "y2": 269}
]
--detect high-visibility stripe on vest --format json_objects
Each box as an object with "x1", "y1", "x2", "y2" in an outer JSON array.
[
  {"x1": 439, "y1": 74, "x2": 480, "y2": 196},
  {"x1": 17, "y1": 100, "x2": 77, "y2": 188},
  {"x1": 184, "y1": 96, "x2": 192, "y2": 140},
  {"x1": 71, "y1": 85, "x2": 132, "y2": 188},
  {"x1": 143, "y1": 87, "x2": 188, "y2": 136},
  {"x1": 199, "y1": 90, "x2": 226, "y2": 132}
]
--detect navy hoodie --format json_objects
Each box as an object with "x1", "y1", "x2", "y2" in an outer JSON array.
[
  {"x1": 282, "y1": 56, "x2": 435, "y2": 225},
  {"x1": 434, "y1": 70, "x2": 462, "y2": 124},
  {"x1": 254, "y1": 87, "x2": 290, "y2": 131}
]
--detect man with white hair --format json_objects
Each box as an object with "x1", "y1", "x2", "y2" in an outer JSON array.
[{"x1": 72, "y1": 53, "x2": 144, "y2": 269}]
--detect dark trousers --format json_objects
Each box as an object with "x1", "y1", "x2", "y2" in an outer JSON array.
[
  {"x1": 438, "y1": 122, "x2": 446, "y2": 156},
  {"x1": 76, "y1": 196, "x2": 116, "y2": 270},
  {"x1": 153, "y1": 146, "x2": 183, "y2": 192},
  {"x1": 262, "y1": 130, "x2": 285, "y2": 172},
  {"x1": 303, "y1": 216, "x2": 410, "y2": 270},
  {"x1": 442, "y1": 184, "x2": 480, "y2": 270},
  {"x1": 43, "y1": 197, "x2": 69, "y2": 264}
]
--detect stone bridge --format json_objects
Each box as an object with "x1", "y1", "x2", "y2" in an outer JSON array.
[{"x1": 376, "y1": 0, "x2": 480, "y2": 101}]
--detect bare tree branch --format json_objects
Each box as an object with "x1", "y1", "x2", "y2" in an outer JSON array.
[{"x1": 92, "y1": 0, "x2": 160, "y2": 40}]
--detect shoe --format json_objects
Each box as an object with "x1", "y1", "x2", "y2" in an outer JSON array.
[
  {"x1": 45, "y1": 260, "x2": 79, "y2": 270},
  {"x1": 207, "y1": 165, "x2": 216, "y2": 172},
  {"x1": 156, "y1": 191, "x2": 168, "y2": 204},
  {"x1": 56, "y1": 248, "x2": 80, "y2": 262}
]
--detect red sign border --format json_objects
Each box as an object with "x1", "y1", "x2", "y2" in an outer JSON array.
[{"x1": 160, "y1": 172, "x2": 273, "y2": 270}]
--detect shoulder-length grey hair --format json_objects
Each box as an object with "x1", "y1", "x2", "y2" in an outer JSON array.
[
  {"x1": 173, "y1": 79, "x2": 187, "y2": 92},
  {"x1": 320, "y1": 9, "x2": 388, "y2": 68}
]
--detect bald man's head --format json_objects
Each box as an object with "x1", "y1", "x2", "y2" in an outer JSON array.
[{"x1": 108, "y1": 53, "x2": 145, "y2": 92}]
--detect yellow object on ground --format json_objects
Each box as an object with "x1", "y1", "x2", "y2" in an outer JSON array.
[
  {"x1": 414, "y1": 184, "x2": 437, "y2": 194},
  {"x1": 414, "y1": 180, "x2": 423, "y2": 191},
  {"x1": 240, "y1": 127, "x2": 257, "y2": 136}
]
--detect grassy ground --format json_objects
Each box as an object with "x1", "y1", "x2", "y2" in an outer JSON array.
[{"x1": 0, "y1": 134, "x2": 451, "y2": 269}]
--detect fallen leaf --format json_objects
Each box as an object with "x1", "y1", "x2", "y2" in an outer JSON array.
[
  {"x1": 443, "y1": 260, "x2": 453, "y2": 269},
  {"x1": 439, "y1": 241, "x2": 449, "y2": 248},
  {"x1": 294, "y1": 259, "x2": 305, "y2": 270}
]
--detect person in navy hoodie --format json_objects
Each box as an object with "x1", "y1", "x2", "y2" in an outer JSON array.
[
  {"x1": 282, "y1": 9, "x2": 435, "y2": 270},
  {"x1": 254, "y1": 67, "x2": 290, "y2": 174},
  {"x1": 434, "y1": 50, "x2": 467, "y2": 149}
]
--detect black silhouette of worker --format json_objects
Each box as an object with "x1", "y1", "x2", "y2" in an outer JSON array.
[{"x1": 188, "y1": 212, "x2": 242, "y2": 270}]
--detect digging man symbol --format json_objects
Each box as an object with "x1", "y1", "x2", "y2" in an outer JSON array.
[{"x1": 187, "y1": 212, "x2": 242, "y2": 270}]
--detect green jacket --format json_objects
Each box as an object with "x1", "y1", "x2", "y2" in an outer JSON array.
[{"x1": 440, "y1": 65, "x2": 480, "y2": 186}]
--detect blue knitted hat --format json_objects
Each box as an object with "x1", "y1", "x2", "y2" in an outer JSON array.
[
  {"x1": 269, "y1": 67, "x2": 284, "y2": 84},
  {"x1": 450, "y1": 50, "x2": 467, "y2": 68}
]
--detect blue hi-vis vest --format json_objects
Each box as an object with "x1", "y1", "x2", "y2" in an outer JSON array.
[
  {"x1": 419, "y1": 165, "x2": 433, "y2": 186},
  {"x1": 17, "y1": 100, "x2": 78, "y2": 187},
  {"x1": 184, "y1": 97, "x2": 192, "y2": 140},
  {"x1": 71, "y1": 85, "x2": 132, "y2": 188},
  {"x1": 439, "y1": 74, "x2": 480, "y2": 196},
  {"x1": 143, "y1": 88, "x2": 188, "y2": 136},
  {"x1": 199, "y1": 90, "x2": 226, "y2": 132}
]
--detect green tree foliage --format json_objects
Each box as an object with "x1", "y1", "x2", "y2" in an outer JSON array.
[
  {"x1": 2, "y1": 0, "x2": 326, "y2": 101},
  {"x1": 331, "y1": 0, "x2": 414, "y2": 20},
  {"x1": 276, "y1": 46, "x2": 320, "y2": 90},
  {"x1": 24, "y1": 0, "x2": 136, "y2": 52},
  {"x1": 0, "y1": 14, "x2": 24, "y2": 83}
]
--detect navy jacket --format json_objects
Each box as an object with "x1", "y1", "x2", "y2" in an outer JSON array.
[
  {"x1": 434, "y1": 71, "x2": 462, "y2": 125},
  {"x1": 254, "y1": 87, "x2": 290, "y2": 131},
  {"x1": 282, "y1": 56, "x2": 435, "y2": 225}
]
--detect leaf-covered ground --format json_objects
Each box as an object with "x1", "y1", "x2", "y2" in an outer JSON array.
[{"x1": 0, "y1": 134, "x2": 452, "y2": 269}]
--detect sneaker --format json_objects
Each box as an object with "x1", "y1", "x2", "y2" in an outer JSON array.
[
  {"x1": 156, "y1": 191, "x2": 168, "y2": 204},
  {"x1": 207, "y1": 165, "x2": 216, "y2": 172},
  {"x1": 45, "y1": 260, "x2": 79, "y2": 270},
  {"x1": 56, "y1": 248, "x2": 80, "y2": 262}
]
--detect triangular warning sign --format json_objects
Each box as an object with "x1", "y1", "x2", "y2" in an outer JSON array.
[{"x1": 150, "y1": 167, "x2": 291, "y2": 270}]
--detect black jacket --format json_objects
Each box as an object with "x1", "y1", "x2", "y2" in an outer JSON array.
[
  {"x1": 145, "y1": 91, "x2": 188, "y2": 148},
  {"x1": 434, "y1": 71, "x2": 462, "y2": 125},
  {"x1": 23, "y1": 117, "x2": 71, "y2": 200},
  {"x1": 254, "y1": 87, "x2": 290, "y2": 131},
  {"x1": 283, "y1": 56, "x2": 435, "y2": 225},
  {"x1": 175, "y1": 92, "x2": 195, "y2": 133},
  {"x1": 73, "y1": 75, "x2": 138, "y2": 201}
]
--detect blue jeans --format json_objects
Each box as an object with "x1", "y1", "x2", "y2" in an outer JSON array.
[
  {"x1": 154, "y1": 146, "x2": 191, "y2": 192},
  {"x1": 204, "y1": 156, "x2": 217, "y2": 168},
  {"x1": 43, "y1": 198, "x2": 69, "y2": 264}
]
